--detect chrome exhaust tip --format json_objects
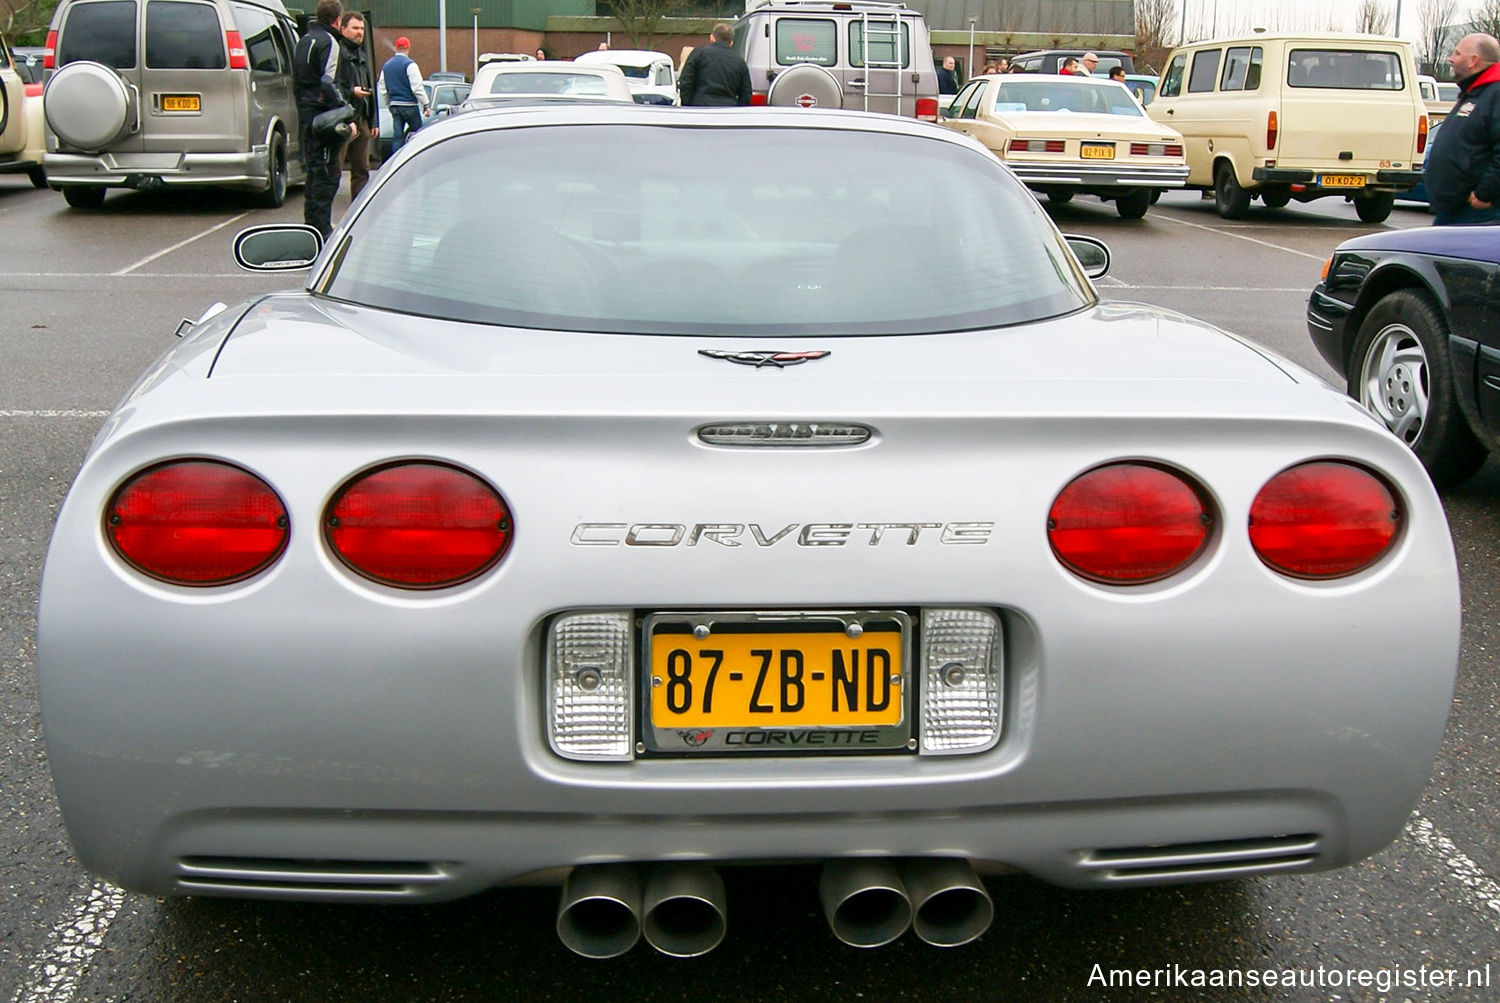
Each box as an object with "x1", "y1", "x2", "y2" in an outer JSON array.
[
  {"x1": 818, "y1": 859, "x2": 913, "y2": 948},
  {"x1": 641, "y1": 863, "x2": 727, "y2": 958},
  {"x1": 903, "y1": 859, "x2": 994, "y2": 947},
  {"x1": 556, "y1": 864, "x2": 643, "y2": 959}
]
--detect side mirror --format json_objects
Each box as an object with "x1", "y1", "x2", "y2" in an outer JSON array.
[
  {"x1": 233, "y1": 224, "x2": 323, "y2": 271},
  {"x1": 1064, "y1": 234, "x2": 1110, "y2": 279}
]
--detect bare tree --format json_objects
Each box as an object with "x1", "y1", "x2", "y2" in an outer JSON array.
[
  {"x1": 1353, "y1": 0, "x2": 1393, "y2": 33},
  {"x1": 1417, "y1": 0, "x2": 1460, "y2": 70},
  {"x1": 600, "y1": 0, "x2": 697, "y2": 51},
  {"x1": 1134, "y1": 0, "x2": 1176, "y2": 73},
  {"x1": 1, "y1": 0, "x2": 57, "y2": 40},
  {"x1": 1469, "y1": 0, "x2": 1500, "y2": 43}
]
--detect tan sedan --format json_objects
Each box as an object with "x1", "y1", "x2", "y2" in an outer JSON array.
[{"x1": 941, "y1": 74, "x2": 1188, "y2": 218}]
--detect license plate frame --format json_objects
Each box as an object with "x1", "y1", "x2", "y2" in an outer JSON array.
[
  {"x1": 1080, "y1": 142, "x2": 1116, "y2": 160},
  {"x1": 1316, "y1": 173, "x2": 1366, "y2": 188},
  {"x1": 161, "y1": 94, "x2": 201, "y2": 112},
  {"x1": 640, "y1": 610, "x2": 913, "y2": 755}
]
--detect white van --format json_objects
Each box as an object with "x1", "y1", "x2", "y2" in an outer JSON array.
[
  {"x1": 575, "y1": 48, "x2": 677, "y2": 105},
  {"x1": 1149, "y1": 33, "x2": 1427, "y2": 222}
]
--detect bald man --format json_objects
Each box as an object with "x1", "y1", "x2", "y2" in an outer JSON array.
[{"x1": 1425, "y1": 33, "x2": 1500, "y2": 225}]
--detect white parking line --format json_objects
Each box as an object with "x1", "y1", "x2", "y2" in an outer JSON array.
[
  {"x1": 1409, "y1": 813, "x2": 1500, "y2": 932},
  {"x1": 0, "y1": 411, "x2": 110, "y2": 418},
  {"x1": 11, "y1": 882, "x2": 123, "y2": 1003},
  {"x1": 1153, "y1": 212, "x2": 1328, "y2": 261},
  {"x1": 112, "y1": 213, "x2": 252, "y2": 276}
]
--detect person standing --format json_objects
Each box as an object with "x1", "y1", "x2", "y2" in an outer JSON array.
[
  {"x1": 677, "y1": 23, "x2": 751, "y2": 107},
  {"x1": 937, "y1": 55, "x2": 959, "y2": 94},
  {"x1": 292, "y1": 0, "x2": 346, "y2": 238},
  {"x1": 337, "y1": 11, "x2": 376, "y2": 200},
  {"x1": 1425, "y1": 33, "x2": 1500, "y2": 225},
  {"x1": 379, "y1": 36, "x2": 430, "y2": 156},
  {"x1": 1079, "y1": 52, "x2": 1099, "y2": 75}
]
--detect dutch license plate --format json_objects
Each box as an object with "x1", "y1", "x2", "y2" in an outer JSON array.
[
  {"x1": 1317, "y1": 173, "x2": 1366, "y2": 188},
  {"x1": 161, "y1": 95, "x2": 200, "y2": 112},
  {"x1": 644, "y1": 612, "x2": 909, "y2": 753},
  {"x1": 1080, "y1": 143, "x2": 1116, "y2": 160}
]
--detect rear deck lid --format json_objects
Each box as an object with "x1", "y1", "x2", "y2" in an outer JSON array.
[{"x1": 1277, "y1": 45, "x2": 1422, "y2": 170}]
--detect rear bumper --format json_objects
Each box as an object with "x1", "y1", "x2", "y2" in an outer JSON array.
[
  {"x1": 43, "y1": 148, "x2": 271, "y2": 189},
  {"x1": 1009, "y1": 162, "x2": 1188, "y2": 189},
  {"x1": 1253, "y1": 167, "x2": 1424, "y2": 192}
]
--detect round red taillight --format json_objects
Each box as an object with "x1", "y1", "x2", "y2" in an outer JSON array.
[
  {"x1": 107, "y1": 460, "x2": 288, "y2": 585},
  {"x1": 1048, "y1": 463, "x2": 1212, "y2": 584},
  {"x1": 1249, "y1": 461, "x2": 1399, "y2": 579},
  {"x1": 325, "y1": 462, "x2": 512, "y2": 588}
]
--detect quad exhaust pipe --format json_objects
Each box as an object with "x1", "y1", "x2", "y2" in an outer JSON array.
[
  {"x1": 557, "y1": 863, "x2": 727, "y2": 959},
  {"x1": 819, "y1": 858, "x2": 993, "y2": 948}
]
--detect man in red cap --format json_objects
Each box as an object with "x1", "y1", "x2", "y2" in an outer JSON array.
[{"x1": 378, "y1": 35, "x2": 431, "y2": 156}]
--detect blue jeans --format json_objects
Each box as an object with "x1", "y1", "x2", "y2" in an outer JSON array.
[
  {"x1": 390, "y1": 104, "x2": 423, "y2": 154},
  {"x1": 1432, "y1": 204, "x2": 1500, "y2": 225}
]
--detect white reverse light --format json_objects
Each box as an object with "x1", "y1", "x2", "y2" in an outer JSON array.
[
  {"x1": 547, "y1": 611, "x2": 634, "y2": 761},
  {"x1": 920, "y1": 608, "x2": 1003, "y2": 755}
]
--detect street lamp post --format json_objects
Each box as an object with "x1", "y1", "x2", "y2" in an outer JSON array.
[
  {"x1": 967, "y1": 17, "x2": 976, "y2": 82},
  {"x1": 470, "y1": 7, "x2": 481, "y2": 81},
  {"x1": 439, "y1": 0, "x2": 448, "y2": 73}
]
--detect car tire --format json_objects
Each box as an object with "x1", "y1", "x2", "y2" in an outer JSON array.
[
  {"x1": 254, "y1": 133, "x2": 288, "y2": 208},
  {"x1": 28, "y1": 166, "x2": 47, "y2": 189},
  {"x1": 1354, "y1": 191, "x2": 1395, "y2": 223},
  {"x1": 1046, "y1": 188, "x2": 1073, "y2": 204},
  {"x1": 60, "y1": 186, "x2": 106, "y2": 209},
  {"x1": 1349, "y1": 289, "x2": 1488, "y2": 488},
  {"x1": 1261, "y1": 188, "x2": 1291, "y2": 209},
  {"x1": 1115, "y1": 188, "x2": 1151, "y2": 219},
  {"x1": 1213, "y1": 162, "x2": 1250, "y2": 219}
]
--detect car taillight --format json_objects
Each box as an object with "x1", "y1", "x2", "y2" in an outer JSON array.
[
  {"x1": 1266, "y1": 110, "x2": 1278, "y2": 150},
  {"x1": 44, "y1": 30, "x2": 57, "y2": 69},
  {"x1": 1417, "y1": 114, "x2": 1428, "y2": 154},
  {"x1": 1048, "y1": 463, "x2": 1212, "y2": 584},
  {"x1": 916, "y1": 96, "x2": 938, "y2": 121},
  {"x1": 226, "y1": 30, "x2": 249, "y2": 70},
  {"x1": 326, "y1": 461, "x2": 512, "y2": 588},
  {"x1": 1130, "y1": 142, "x2": 1182, "y2": 157},
  {"x1": 1008, "y1": 139, "x2": 1066, "y2": 153},
  {"x1": 751, "y1": 92, "x2": 768, "y2": 106},
  {"x1": 107, "y1": 460, "x2": 288, "y2": 585},
  {"x1": 1249, "y1": 461, "x2": 1399, "y2": 579}
]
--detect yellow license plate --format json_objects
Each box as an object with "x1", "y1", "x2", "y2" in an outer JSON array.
[
  {"x1": 649, "y1": 620, "x2": 904, "y2": 730},
  {"x1": 161, "y1": 95, "x2": 200, "y2": 112},
  {"x1": 1080, "y1": 143, "x2": 1116, "y2": 160},
  {"x1": 1317, "y1": 174, "x2": 1366, "y2": 188}
]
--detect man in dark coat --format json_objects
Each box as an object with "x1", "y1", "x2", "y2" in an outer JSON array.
[
  {"x1": 337, "y1": 11, "x2": 376, "y2": 201},
  {"x1": 937, "y1": 56, "x2": 958, "y2": 94},
  {"x1": 1425, "y1": 33, "x2": 1500, "y2": 225},
  {"x1": 292, "y1": 0, "x2": 346, "y2": 237},
  {"x1": 678, "y1": 23, "x2": 751, "y2": 106}
]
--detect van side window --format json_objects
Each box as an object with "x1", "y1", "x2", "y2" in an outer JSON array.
[
  {"x1": 146, "y1": 0, "x2": 226, "y2": 69},
  {"x1": 1188, "y1": 49, "x2": 1221, "y2": 92},
  {"x1": 1220, "y1": 46, "x2": 1262, "y2": 91},
  {"x1": 1288, "y1": 49, "x2": 1403, "y2": 89},
  {"x1": 1159, "y1": 53, "x2": 1186, "y2": 97},
  {"x1": 775, "y1": 18, "x2": 837, "y2": 66},
  {"x1": 58, "y1": 1, "x2": 138, "y2": 69},
  {"x1": 960, "y1": 80, "x2": 986, "y2": 118},
  {"x1": 848, "y1": 20, "x2": 910, "y2": 68},
  {"x1": 234, "y1": 5, "x2": 280, "y2": 73}
]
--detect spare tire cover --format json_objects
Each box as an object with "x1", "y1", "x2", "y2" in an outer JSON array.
[
  {"x1": 46, "y1": 61, "x2": 132, "y2": 151},
  {"x1": 768, "y1": 63, "x2": 842, "y2": 110}
]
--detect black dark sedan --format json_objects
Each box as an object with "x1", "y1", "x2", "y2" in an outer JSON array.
[{"x1": 1308, "y1": 225, "x2": 1500, "y2": 487}]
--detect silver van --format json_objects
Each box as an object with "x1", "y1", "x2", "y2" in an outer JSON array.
[
  {"x1": 40, "y1": 0, "x2": 304, "y2": 208},
  {"x1": 732, "y1": 0, "x2": 939, "y2": 120}
]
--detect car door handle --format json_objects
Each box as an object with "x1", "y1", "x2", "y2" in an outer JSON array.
[
  {"x1": 848, "y1": 79, "x2": 866, "y2": 88},
  {"x1": 1165, "y1": 107, "x2": 1174, "y2": 114}
]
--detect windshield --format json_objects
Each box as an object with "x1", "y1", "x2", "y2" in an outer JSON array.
[
  {"x1": 325, "y1": 124, "x2": 1093, "y2": 335},
  {"x1": 482, "y1": 71, "x2": 611, "y2": 95},
  {"x1": 987, "y1": 80, "x2": 1144, "y2": 116}
]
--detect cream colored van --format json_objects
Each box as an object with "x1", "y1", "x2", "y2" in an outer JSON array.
[{"x1": 1149, "y1": 33, "x2": 1427, "y2": 222}]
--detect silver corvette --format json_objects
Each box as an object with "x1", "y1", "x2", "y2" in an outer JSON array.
[{"x1": 39, "y1": 106, "x2": 1459, "y2": 958}]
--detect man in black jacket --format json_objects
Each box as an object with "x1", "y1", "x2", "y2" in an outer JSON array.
[
  {"x1": 336, "y1": 10, "x2": 376, "y2": 201},
  {"x1": 293, "y1": 0, "x2": 346, "y2": 237},
  {"x1": 1425, "y1": 33, "x2": 1500, "y2": 225},
  {"x1": 678, "y1": 23, "x2": 751, "y2": 106}
]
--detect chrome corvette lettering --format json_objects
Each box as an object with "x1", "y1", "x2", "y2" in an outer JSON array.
[
  {"x1": 724, "y1": 729, "x2": 881, "y2": 745},
  {"x1": 571, "y1": 522, "x2": 995, "y2": 546}
]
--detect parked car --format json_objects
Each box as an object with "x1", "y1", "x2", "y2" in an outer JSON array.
[
  {"x1": 1395, "y1": 118, "x2": 1440, "y2": 207},
  {"x1": 374, "y1": 79, "x2": 471, "y2": 162},
  {"x1": 457, "y1": 61, "x2": 633, "y2": 111},
  {"x1": 9, "y1": 45, "x2": 45, "y2": 85},
  {"x1": 38, "y1": 105, "x2": 1458, "y2": 963},
  {"x1": 1149, "y1": 33, "x2": 1427, "y2": 222},
  {"x1": 733, "y1": 0, "x2": 939, "y2": 120},
  {"x1": 1417, "y1": 72, "x2": 1457, "y2": 122},
  {"x1": 575, "y1": 48, "x2": 678, "y2": 104},
  {"x1": 1308, "y1": 224, "x2": 1500, "y2": 487},
  {"x1": 1122, "y1": 72, "x2": 1158, "y2": 105},
  {"x1": 1008, "y1": 49, "x2": 1134, "y2": 75},
  {"x1": 0, "y1": 33, "x2": 47, "y2": 187},
  {"x1": 477, "y1": 51, "x2": 535, "y2": 67},
  {"x1": 940, "y1": 74, "x2": 1187, "y2": 217},
  {"x1": 40, "y1": 0, "x2": 305, "y2": 208},
  {"x1": 427, "y1": 70, "x2": 467, "y2": 82}
]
